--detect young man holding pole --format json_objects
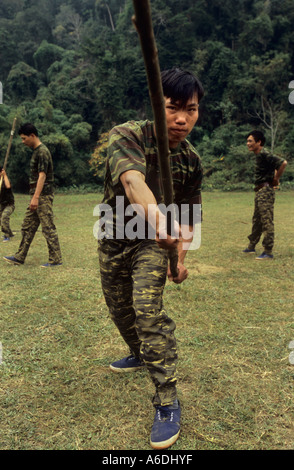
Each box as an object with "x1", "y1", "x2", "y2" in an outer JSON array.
[{"x1": 97, "y1": 68, "x2": 204, "y2": 449}]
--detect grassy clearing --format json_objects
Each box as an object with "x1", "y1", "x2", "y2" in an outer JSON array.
[{"x1": 0, "y1": 190, "x2": 293, "y2": 450}]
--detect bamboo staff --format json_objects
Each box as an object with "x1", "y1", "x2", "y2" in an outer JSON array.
[
  {"x1": 132, "y1": 0, "x2": 178, "y2": 277},
  {"x1": 0, "y1": 117, "x2": 17, "y2": 192}
]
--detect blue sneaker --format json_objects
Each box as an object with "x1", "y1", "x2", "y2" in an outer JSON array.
[
  {"x1": 150, "y1": 400, "x2": 181, "y2": 449},
  {"x1": 41, "y1": 262, "x2": 63, "y2": 268},
  {"x1": 3, "y1": 237, "x2": 10, "y2": 242},
  {"x1": 3, "y1": 256, "x2": 24, "y2": 265},
  {"x1": 256, "y1": 252, "x2": 273, "y2": 260},
  {"x1": 109, "y1": 354, "x2": 145, "y2": 373},
  {"x1": 243, "y1": 248, "x2": 256, "y2": 254}
]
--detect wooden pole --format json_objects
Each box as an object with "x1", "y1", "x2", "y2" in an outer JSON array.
[
  {"x1": 132, "y1": 0, "x2": 178, "y2": 277},
  {"x1": 0, "y1": 117, "x2": 17, "y2": 192}
]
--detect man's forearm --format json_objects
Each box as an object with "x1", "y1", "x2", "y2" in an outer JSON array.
[
  {"x1": 4, "y1": 174, "x2": 11, "y2": 188},
  {"x1": 34, "y1": 172, "x2": 47, "y2": 198},
  {"x1": 177, "y1": 225, "x2": 194, "y2": 264},
  {"x1": 120, "y1": 169, "x2": 160, "y2": 230},
  {"x1": 121, "y1": 170, "x2": 156, "y2": 210},
  {"x1": 120, "y1": 169, "x2": 179, "y2": 249},
  {"x1": 275, "y1": 161, "x2": 287, "y2": 181}
]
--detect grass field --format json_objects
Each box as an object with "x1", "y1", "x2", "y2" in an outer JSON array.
[{"x1": 0, "y1": 190, "x2": 293, "y2": 450}]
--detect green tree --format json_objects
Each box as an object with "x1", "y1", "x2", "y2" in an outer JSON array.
[
  {"x1": 33, "y1": 40, "x2": 65, "y2": 77},
  {"x1": 1, "y1": 0, "x2": 294, "y2": 190},
  {"x1": 6, "y1": 62, "x2": 42, "y2": 102}
]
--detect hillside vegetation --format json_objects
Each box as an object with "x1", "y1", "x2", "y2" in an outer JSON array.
[{"x1": 0, "y1": 0, "x2": 293, "y2": 190}]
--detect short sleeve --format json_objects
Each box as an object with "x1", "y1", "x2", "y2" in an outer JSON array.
[
  {"x1": 107, "y1": 124, "x2": 147, "y2": 186},
  {"x1": 37, "y1": 147, "x2": 50, "y2": 174},
  {"x1": 271, "y1": 155, "x2": 285, "y2": 170}
]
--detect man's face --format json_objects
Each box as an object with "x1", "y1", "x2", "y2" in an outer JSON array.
[
  {"x1": 20, "y1": 133, "x2": 35, "y2": 148},
  {"x1": 165, "y1": 94, "x2": 199, "y2": 148},
  {"x1": 247, "y1": 135, "x2": 262, "y2": 154}
]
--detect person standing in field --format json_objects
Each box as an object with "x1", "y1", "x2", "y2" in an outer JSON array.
[
  {"x1": 97, "y1": 68, "x2": 204, "y2": 449},
  {"x1": 3, "y1": 123, "x2": 62, "y2": 267},
  {"x1": 0, "y1": 167, "x2": 15, "y2": 242},
  {"x1": 243, "y1": 130, "x2": 287, "y2": 260}
]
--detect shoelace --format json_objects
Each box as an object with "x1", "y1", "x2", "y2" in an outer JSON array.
[{"x1": 157, "y1": 408, "x2": 174, "y2": 422}]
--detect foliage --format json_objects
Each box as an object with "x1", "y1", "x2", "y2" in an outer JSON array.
[
  {"x1": 0, "y1": 0, "x2": 293, "y2": 191},
  {"x1": 89, "y1": 131, "x2": 109, "y2": 180}
]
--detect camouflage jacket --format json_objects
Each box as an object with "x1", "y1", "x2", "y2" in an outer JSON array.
[
  {"x1": 29, "y1": 143, "x2": 54, "y2": 195},
  {"x1": 255, "y1": 148, "x2": 285, "y2": 185},
  {"x1": 101, "y1": 120, "x2": 202, "y2": 236}
]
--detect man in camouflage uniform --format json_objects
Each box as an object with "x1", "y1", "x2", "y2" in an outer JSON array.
[
  {"x1": 243, "y1": 130, "x2": 287, "y2": 260},
  {"x1": 3, "y1": 123, "x2": 62, "y2": 267},
  {"x1": 0, "y1": 168, "x2": 15, "y2": 242},
  {"x1": 98, "y1": 68, "x2": 204, "y2": 449}
]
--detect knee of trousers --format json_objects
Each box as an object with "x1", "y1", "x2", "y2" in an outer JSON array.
[
  {"x1": 139, "y1": 314, "x2": 178, "y2": 379},
  {"x1": 42, "y1": 225, "x2": 57, "y2": 235},
  {"x1": 134, "y1": 308, "x2": 176, "y2": 345}
]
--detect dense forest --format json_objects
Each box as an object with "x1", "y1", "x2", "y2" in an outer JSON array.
[{"x1": 0, "y1": 0, "x2": 293, "y2": 191}]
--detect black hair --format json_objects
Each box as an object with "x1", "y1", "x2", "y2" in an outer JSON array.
[
  {"x1": 247, "y1": 130, "x2": 265, "y2": 146},
  {"x1": 18, "y1": 123, "x2": 39, "y2": 137},
  {"x1": 161, "y1": 67, "x2": 204, "y2": 106}
]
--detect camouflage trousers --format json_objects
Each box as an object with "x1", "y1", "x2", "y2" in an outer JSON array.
[
  {"x1": 0, "y1": 204, "x2": 15, "y2": 238},
  {"x1": 98, "y1": 238, "x2": 178, "y2": 406},
  {"x1": 248, "y1": 186, "x2": 275, "y2": 254},
  {"x1": 15, "y1": 194, "x2": 62, "y2": 264}
]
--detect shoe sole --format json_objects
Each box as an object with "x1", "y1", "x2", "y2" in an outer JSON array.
[
  {"x1": 255, "y1": 257, "x2": 273, "y2": 260},
  {"x1": 40, "y1": 264, "x2": 63, "y2": 268},
  {"x1": 3, "y1": 257, "x2": 23, "y2": 265},
  {"x1": 109, "y1": 364, "x2": 145, "y2": 373},
  {"x1": 150, "y1": 430, "x2": 180, "y2": 450}
]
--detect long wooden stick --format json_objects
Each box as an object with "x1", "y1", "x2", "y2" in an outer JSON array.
[
  {"x1": 3, "y1": 117, "x2": 17, "y2": 170},
  {"x1": 0, "y1": 117, "x2": 17, "y2": 191},
  {"x1": 132, "y1": 0, "x2": 178, "y2": 277}
]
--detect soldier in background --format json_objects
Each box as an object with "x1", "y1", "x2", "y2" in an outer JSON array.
[
  {"x1": 0, "y1": 167, "x2": 15, "y2": 242},
  {"x1": 3, "y1": 123, "x2": 62, "y2": 267},
  {"x1": 243, "y1": 130, "x2": 287, "y2": 260}
]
